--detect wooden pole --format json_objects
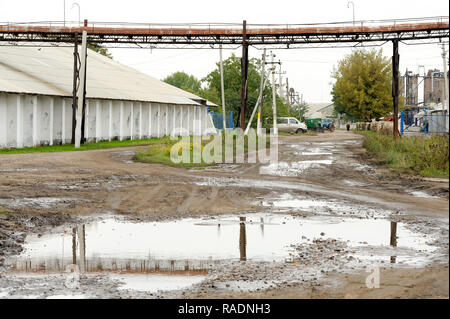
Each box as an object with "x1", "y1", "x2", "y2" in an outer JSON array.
[
  {"x1": 71, "y1": 32, "x2": 78, "y2": 144},
  {"x1": 392, "y1": 40, "x2": 400, "y2": 140},
  {"x1": 240, "y1": 20, "x2": 248, "y2": 131},
  {"x1": 219, "y1": 44, "x2": 227, "y2": 131}
]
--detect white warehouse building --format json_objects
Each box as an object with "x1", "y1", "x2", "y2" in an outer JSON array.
[{"x1": 0, "y1": 45, "x2": 217, "y2": 149}]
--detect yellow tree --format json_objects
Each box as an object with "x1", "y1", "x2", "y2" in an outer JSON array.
[{"x1": 332, "y1": 49, "x2": 402, "y2": 122}]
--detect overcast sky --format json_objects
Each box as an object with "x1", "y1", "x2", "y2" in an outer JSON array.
[{"x1": 1, "y1": 0, "x2": 449, "y2": 103}]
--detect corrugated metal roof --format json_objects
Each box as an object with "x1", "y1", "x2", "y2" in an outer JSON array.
[
  {"x1": 305, "y1": 103, "x2": 334, "y2": 118},
  {"x1": 0, "y1": 44, "x2": 217, "y2": 106}
]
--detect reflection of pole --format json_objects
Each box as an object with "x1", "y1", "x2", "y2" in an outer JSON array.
[
  {"x1": 77, "y1": 225, "x2": 86, "y2": 273},
  {"x1": 390, "y1": 221, "x2": 397, "y2": 264},
  {"x1": 239, "y1": 217, "x2": 247, "y2": 261},
  {"x1": 260, "y1": 217, "x2": 264, "y2": 237},
  {"x1": 72, "y1": 227, "x2": 77, "y2": 265}
]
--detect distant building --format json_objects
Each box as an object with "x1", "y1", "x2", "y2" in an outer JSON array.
[
  {"x1": 305, "y1": 103, "x2": 334, "y2": 119},
  {"x1": 400, "y1": 70, "x2": 419, "y2": 106},
  {"x1": 423, "y1": 69, "x2": 449, "y2": 106}
]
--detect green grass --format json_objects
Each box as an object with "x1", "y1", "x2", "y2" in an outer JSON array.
[
  {"x1": 0, "y1": 138, "x2": 167, "y2": 154},
  {"x1": 0, "y1": 209, "x2": 11, "y2": 215},
  {"x1": 357, "y1": 130, "x2": 449, "y2": 178},
  {"x1": 278, "y1": 131, "x2": 318, "y2": 136},
  {"x1": 135, "y1": 134, "x2": 270, "y2": 167}
]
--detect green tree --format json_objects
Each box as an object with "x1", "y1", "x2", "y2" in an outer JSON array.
[
  {"x1": 201, "y1": 54, "x2": 290, "y2": 128},
  {"x1": 88, "y1": 43, "x2": 113, "y2": 59},
  {"x1": 331, "y1": 49, "x2": 402, "y2": 122},
  {"x1": 163, "y1": 72, "x2": 202, "y2": 93}
]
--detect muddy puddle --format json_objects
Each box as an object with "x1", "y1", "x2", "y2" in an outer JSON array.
[
  {"x1": 5, "y1": 213, "x2": 441, "y2": 295},
  {"x1": 259, "y1": 139, "x2": 374, "y2": 176}
]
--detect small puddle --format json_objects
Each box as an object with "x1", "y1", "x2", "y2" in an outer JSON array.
[
  {"x1": 7, "y1": 213, "x2": 440, "y2": 293},
  {"x1": 407, "y1": 190, "x2": 440, "y2": 199},
  {"x1": 0, "y1": 197, "x2": 86, "y2": 210},
  {"x1": 260, "y1": 160, "x2": 333, "y2": 176}
]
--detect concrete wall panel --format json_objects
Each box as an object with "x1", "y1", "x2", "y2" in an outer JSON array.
[{"x1": 0, "y1": 93, "x2": 211, "y2": 149}]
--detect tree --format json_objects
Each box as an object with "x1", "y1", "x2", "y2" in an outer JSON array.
[
  {"x1": 163, "y1": 72, "x2": 202, "y2": 93},
  {"x1": 201, "y1": 54, "x2": 290, "y2": 128},
  {"x1": 88, "y1": 43, "x2": 113, "y2": 59},
  {"x1": 331, "y1": 49, "x2": 402, "y2": 122}
]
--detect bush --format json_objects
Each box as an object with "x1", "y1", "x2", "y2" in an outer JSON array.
[{"x1": 360, "y1": 131, "x2": 449, "y2": 178}]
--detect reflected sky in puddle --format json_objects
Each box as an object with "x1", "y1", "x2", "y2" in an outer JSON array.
[
  {"x1": 260, "y1": 160, "x2": 334, "y2": 176},
  {"x1": 7, "y1": 213, "x2": 438, "y2": 294}
]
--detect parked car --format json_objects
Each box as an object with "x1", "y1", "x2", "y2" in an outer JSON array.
[{"x1": 276, "y1": 117, "x2": 308, "y2": 134}]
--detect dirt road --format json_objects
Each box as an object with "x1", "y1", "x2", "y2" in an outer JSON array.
[{"x1": 0, "y1": 130, "x2": 448, "y2": 299}]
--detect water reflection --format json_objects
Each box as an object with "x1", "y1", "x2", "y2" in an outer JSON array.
[
  {"x1": 8, "y1": 215, "x2": 432, "y2": 275},
  {"x1": 390, "y1": 221, "x2": 398, "y2": 264},
  {"x1": 239, "y1": 217, "x2": 247, "y2": 261}
]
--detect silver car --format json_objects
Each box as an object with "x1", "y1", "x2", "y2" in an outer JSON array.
[{"x1": 276, "y1": 117, "x2": 308, "y2": 134}]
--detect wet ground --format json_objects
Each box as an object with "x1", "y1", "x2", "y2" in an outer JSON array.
[{"x1": 0, "y1": 131, "x2": 448, "y2": 299}]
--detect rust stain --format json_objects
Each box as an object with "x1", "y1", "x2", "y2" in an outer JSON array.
[{"x1": 0, "y1": 22, "x2": 448, "y2": 37}]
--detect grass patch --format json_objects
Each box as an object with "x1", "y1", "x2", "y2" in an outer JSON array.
[
  {"x1": 135, "y1": 133, "x2": 270, "y2": 167},
  {"x1": 0, "y1": 138, "x2": 168, "y2": 154},
  {"x1": 0, "y1": 209, "x2": 12, "y2": 215},
  {"x1": 278, "y1": 130, "x2": 318, "y2": 136},
  {"x1": 357, "y1": 130, "x2": 449, "y2": 178}
]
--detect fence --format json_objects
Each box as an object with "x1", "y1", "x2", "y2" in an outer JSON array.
[
  {"x1": 425, "y1": 112, "x2": 449, "y2": 134},
  {"x1": 209, "y1": 111, "x2": 234, "y2": 131}
]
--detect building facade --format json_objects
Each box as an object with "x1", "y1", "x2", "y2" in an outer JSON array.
[{"x1": 0, "y1": 45, "x2": 216, "y2": 149}]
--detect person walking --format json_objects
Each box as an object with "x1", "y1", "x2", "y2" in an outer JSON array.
[{"x1": 346, "y1": 123, "x2": 350, "y2": 131}]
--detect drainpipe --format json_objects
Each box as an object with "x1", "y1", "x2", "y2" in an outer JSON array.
[{"x1": 400, "y1": 111, "x2": 404, "y2": 134}]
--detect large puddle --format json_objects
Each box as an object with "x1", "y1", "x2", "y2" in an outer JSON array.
[{"x1": 6, "y1": 213, "x2": 440, "y2": 294}]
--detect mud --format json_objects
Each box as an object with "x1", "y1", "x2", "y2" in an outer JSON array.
[{"x1": 0, "y1": 131, "x2": 448, "y2": 299}]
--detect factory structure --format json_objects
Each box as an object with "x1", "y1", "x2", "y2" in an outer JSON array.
[{"x1": 0, "y1": 45, "x2": 216, "y2": 149}]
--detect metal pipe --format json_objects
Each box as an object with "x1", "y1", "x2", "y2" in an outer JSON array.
[
  {"x1": 442, "y1": 44, "x2": 449, "y2": 113},
  {"x1": 219, "y1": 44, "x2": 227, "y2": 131},
  {"x1": 347, "y1": 1, "x2": 355, "y2": 26},
  {"x1": 71, "y1": 2, "x2": 80, "y2": 27},
  {"x1": 271, "y1": 51, "x2": 278, "y2": 135}
]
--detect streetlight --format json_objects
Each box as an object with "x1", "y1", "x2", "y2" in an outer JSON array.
[
  {"x1": 71, "y1": 2, "x2": 80, "y2": 27},
  {"x1": 347, "y1": 1, "x2": 355, "y2": 26}
]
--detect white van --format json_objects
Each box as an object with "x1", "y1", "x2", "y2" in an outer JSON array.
[{"x1": 276, "y1": 117, "x2": 308, "y2": 134}]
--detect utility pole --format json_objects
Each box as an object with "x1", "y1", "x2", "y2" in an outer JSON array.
[
  {"x1": 442, "y1": 44, "x2": 449, "y2": 114},
  {"x1": 240, "y1": 20, "x2": 249, "y2": 131},
  {"x1": 392, "y1": 39, "x2": 400, "y2": 140},
  {"x1": 257, "y1": 49, "x2": 266, "y2": 136},
  {"x1": 219, "y1": 44, "x2": 227, "y2": 131},
  {"x1": 271, "y1": 51, "x2": 278, "y2": 135},
  {"x1": 286, "y1": 77, "x2": 290, "y2": 112},
  {"x1": 75, "y1": 30, "x2": 87, "y2": 148},
  {"x1": 277, "y1": 60, "x2": 285, "y2": 98}
]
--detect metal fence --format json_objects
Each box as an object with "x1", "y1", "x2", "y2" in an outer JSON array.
[
  {"x1": 209, "y1": 111, "x2": 234, "y2": 131},
  {"x1": 425, "y1": 113, "x2": 449, "y2": 133}
]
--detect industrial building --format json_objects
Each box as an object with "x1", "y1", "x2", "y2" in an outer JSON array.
[{"x1": 0, "y1": 45, "x2": 216, "y2": 149}]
